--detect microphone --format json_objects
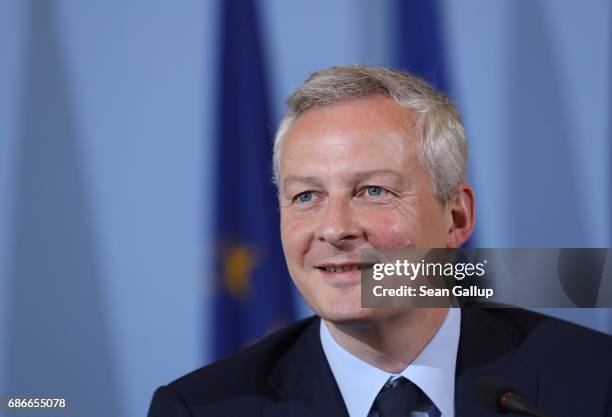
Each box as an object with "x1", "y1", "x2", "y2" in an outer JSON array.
[{"x1": 475, "y1": 377, "x2": 555, "y2": 417}]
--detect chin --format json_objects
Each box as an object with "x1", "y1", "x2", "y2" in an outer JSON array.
[
  {"x1": 316, "y1": 303, "x2": 389, "y2": 327},
  {"x1": 297, "y1": 277, "x2": 393, "y2": 325},
  {"x1": 319, "y1": 307, "x2": 366, "y2": 323}
]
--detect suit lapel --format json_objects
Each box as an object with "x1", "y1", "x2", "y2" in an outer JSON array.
[
  {"x1": 266, "y1": 317, "x2": 349, "y2": 417},
  {"x1": 455, "y1": 308, "x2": 539, "y2": 417},
  {"x1": 264, "y1": 309, "x2": 540, "y2": 417}
]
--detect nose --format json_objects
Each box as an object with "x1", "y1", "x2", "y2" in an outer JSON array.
[{"x1": 315, "y1": 196, "x2": 363, "y2": 249}]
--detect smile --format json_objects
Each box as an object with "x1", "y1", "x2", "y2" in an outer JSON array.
[{"x1": 316, "y1": 263, "x2": 375, "y2": 273}]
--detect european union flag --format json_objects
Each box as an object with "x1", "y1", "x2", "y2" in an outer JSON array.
[
  {"x1": 212, "y1": 0, "x2": 295, "y2": 359},
  {"x1": 395, "y1": 0, "x2": 449, "y2": 93}
]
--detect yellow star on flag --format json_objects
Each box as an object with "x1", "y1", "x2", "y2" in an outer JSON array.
[{"x1": 223, "y1": 244, "x2": 259, "y2": 299}]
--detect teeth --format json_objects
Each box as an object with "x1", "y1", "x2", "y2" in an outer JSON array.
[{"x1": 324, "y1": 265, "x2": 362, "y2": 273}]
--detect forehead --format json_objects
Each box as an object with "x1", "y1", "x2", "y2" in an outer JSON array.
[{"x1": 280, "y1": 95, "x2": 420, "y2": 184}]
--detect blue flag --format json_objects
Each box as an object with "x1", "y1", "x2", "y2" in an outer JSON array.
[
  {"x1": 212, "y1": 0, "x2": 295, "y2": 359},
  {"x1": 395, "y1": 0, "x2": 449, "y2": 93}
]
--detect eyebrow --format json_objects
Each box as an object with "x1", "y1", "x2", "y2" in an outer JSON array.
[
  {"x1": 282, "y1": 176, "x2": 321, "y2": 190},
  {"x1": 350, "y1": 169, "x2": 405, "y2": 182},
  {"x1": 282, "y1": 170, "x2": 408, "y2": 190}
]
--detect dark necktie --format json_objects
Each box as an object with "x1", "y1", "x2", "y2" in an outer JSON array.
[{"x1": 373, "y1": 377, "x2": 419, "y2": 417}]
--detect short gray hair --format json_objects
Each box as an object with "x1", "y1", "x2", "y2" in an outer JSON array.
[{"x1": 272, "y1": 65, "x2": 468, "y2": 206}]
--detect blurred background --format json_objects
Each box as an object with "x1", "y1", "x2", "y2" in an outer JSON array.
[{"x1": 0, "y1": 0, "x2": 610, "y2": 416}]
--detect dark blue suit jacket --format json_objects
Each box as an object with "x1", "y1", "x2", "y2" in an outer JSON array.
[{"x1": 148, "y1": 308, "x2": 612, "y2": 416}]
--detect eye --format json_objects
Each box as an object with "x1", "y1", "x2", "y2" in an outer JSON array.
[
  {"x1": 366, "y1": 186, "x2": 383, "y2": 196},
  {"x1": 295, "y1": 191, "x2": 313, "y2": 203}
]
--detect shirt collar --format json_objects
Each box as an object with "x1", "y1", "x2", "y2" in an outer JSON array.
[{"x1": 320, "y1": 308, "x2": 461, "y2": 417}]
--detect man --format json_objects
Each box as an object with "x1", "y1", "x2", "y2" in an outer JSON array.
[{"x1": 148, "y1": 66, "x2": 612, "y2": 417}]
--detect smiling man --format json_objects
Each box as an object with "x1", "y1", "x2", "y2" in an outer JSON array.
[{"x1": 148, "y1": 66, "x2": 612, "y2": 417}]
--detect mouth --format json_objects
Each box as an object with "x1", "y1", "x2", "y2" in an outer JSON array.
[{"x1": 315, "y1": 263, "x2": 376, "y2": 273}]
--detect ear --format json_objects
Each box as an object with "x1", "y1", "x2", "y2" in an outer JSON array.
[{"x1": 446, "y1": 182, "x2": 475, "y2": 248}]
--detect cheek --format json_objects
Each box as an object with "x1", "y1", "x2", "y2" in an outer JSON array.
[
  {"x1": 358, "y1": 208, "x2": 413, "y2": 247},
  {"x1": 368, "y1": 217, "x2": 418, "y2": 247},
  {"x1": 359, "y1": 203, "x2": 442, "y2": 247},
  {"x1": 413, "y1": 206, "x2": 449, "y2": 246},
  {"x1": 280, "y1": 212, "x2": 315, "y2": 259}
]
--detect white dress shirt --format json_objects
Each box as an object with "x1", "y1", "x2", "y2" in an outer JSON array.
[{"x1": 320, "y1": 308, "x2": 461, "y2": 417}]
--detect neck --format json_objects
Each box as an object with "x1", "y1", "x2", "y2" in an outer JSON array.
[{"x1": 323, "y1": 308, "x2": 449, "y2": 374}]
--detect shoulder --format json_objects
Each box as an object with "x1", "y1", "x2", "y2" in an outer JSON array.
[
  {"x1": 464, "y1": 307, "x2": 612, "y2": 365},
  {"x1": 163, "y1": 316, "x2": 319, "y2": 404}
]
